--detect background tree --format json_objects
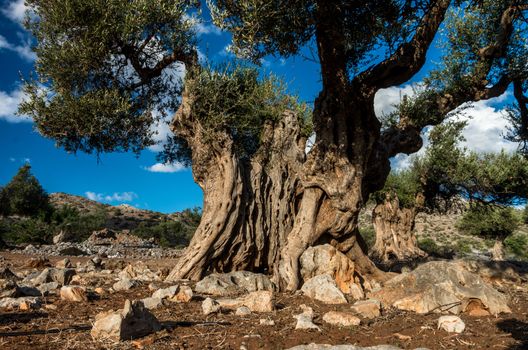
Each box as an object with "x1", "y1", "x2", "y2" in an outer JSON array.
[
  {"x1": 20, "y1": 0, "x2": 528, "y2": 290},
  {"x1": 0, "y1": 164, "x2": 51, "y2": 217},
  {"x1": 370, "y1": 120, "x2": 466, "y2": 264}
]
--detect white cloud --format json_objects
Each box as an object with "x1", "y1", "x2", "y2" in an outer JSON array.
[
  {"x1": 85, "y1": 191, "x2": 138, "y2": 203},
  {"x1": 195, "y1": 22, "x2": 222, "y2": 36},
  {"x1": 0, "y1": 87, "x2": 32, "y2": 123},
  {"x1": 376, "y1": 86, "x2": 518, "y2": 171},
  {"x1": 0, "y1": 34, "x2": 35, "y2": 61},
  {"x1": 1, "y1": 0, "x2": 27, "y2": 23},
  {"x1": 374, "y1": 84, "x2": 417, "y2": 118},
  {"x1": 144, "y1": 162, "x2": 187, "y2": 173}
]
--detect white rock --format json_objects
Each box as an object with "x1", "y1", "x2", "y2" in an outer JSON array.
[
  {"x1": 236, "y1": 306, "x2": 252, "y2": 316},
  {"x1": 152, "y1": 285, "x2": 178, "y2": 299},
  {"x1": 202, "y1": 297, "x2": 221, "y2": 315},
  {"x1": 301, "y1": 274, "x2": 347, "y2": 304},
  {"x1": 0, "y1": 297, "x2": 41, "y2": 310},
  {"x1": 260, "y1": 319, "x2": 275, "y2": 326},
  {"x1": 194, "y1": 271, "x2": 275, "y2": 296},
  {"x1": 294, "y1": 304, "x2": 320, "y2": 331},
  {"x1": 60, "y1": 286, "x2": 87, "y2": 302},
  {"x1": 350, "y1": 299, "x2": 381, "y2": 319},
  {"x1": 438, "y1": 315, "x2": 465, "y2": 333},
  {"x1": 141, "y1": 297, "x2": 163, "y2": 310},
  {"x1": 217, "y1": 291, "x2": 274, "y2": 312},
  {"x1": 91, "y1": 300, "x2": 161, "y2": 341},
  {"x1": 112, "y1": 278, "x2": 137, "y2": 291},
  {"x1": 323, "y1": 311, "x2": 361, "y2": 327}
]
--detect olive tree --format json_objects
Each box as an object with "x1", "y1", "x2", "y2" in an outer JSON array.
[{"x1": 20, "y1": 0, "x2": 528, "y2": 290}]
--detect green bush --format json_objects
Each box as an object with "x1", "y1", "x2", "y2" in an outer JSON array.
[
  {"x1": 359, "y1": 226, "x2": 376, "y2": 252},
  {"x1": 133, "y1": 219, "x2": 196, "y2": 248},
  {"x1": 457, "y1": 205, "x2": 520, "y2": 241},
  {"x1": 1, "y1": 217, "x2": 52, "y2": 244},
  {"x1": 0, "y1": 164, "x2": 52, "y2": 217},
  {"x1": 418, "y1": 237, "x2": 455, "y2": 258},
  {"x1": 51, "y1": 206, "x2": 107, "y2": 242},
  {"x1": 505, "y1": 234, "x2": 528, "y2": 260}
]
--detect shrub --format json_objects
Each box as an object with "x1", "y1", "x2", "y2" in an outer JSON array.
[
  {"x1": 51, "y1": 206, "x2": 107, "y2": 241},
  {"x1": 133, "y1": 219, "x2": 196, "y2": 248},
  {"x1": 505, "y1": 234, "x2": 528, "y2": 260},
  {"x1": 359, "y1": 226, "x2": 376, "y2": 251},
  {"x1": 457, "y1": 205, "x2": 520, "y2": 241},
  {"x1": 418, "y1": 237, "x2": 455, "y2": 258},
  {"x1": 1, "y1": 217, "x2": 52, "y2": 244},
  {"x1": 0, "y1": 164, "x2": 51, "y2": 217}
]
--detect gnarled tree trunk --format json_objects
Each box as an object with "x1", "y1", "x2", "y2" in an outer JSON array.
[
  {"x1": 370, "y1": 192, "x2": 427, "y2": 265},
  {"x1": 166, "y1": 92, "x2": 306, "y2": 281}
]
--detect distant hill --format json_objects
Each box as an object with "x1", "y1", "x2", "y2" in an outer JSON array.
[{"x1": 49, "y1": 192, "x2": 176, "y2": 230}]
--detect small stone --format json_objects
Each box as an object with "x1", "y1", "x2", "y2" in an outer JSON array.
[
  {"x1": 301, "y1": 274, "x2": 347, "y2": 304},
  {"x1": 113, "y1": 278, "x2": 138, "y2": 291},
  {"x1": 171, "y1": 285, "x2": 193, "y2": 303},
  {"x1": 60, "y1": 285, "x2": 87, "y2": 302},
  {"x1": 44, "y1": 304, "x2": 58, "y2": 310},
  {"x1": 152, "y1": 285, "x2": 178, "y2": 299},
  {"x1": 438, "y1": 315, "x2": 465, "y2": 333},
  {"x1": 141, "y1": 297, "x2": 163, "y2": 310},
  {"x1": 236, "y1": 306, "x2": 252, "y2": 316},
  {"x1": 294, "y1": 304, "x2": 320, "y2": 331},
  {"x1": 259, "y1": 319, "x2": 275, "y2": 326},
  {"x1": 37, "y1": 282, "x2": 59, "y2": 296},
  {"x1": 194, "y1": 271, "x2": 275, "y2": 296},
  {"x1": 55, "y1": 258, "x2": 72, "y2": 269},
  {"x1": 350, "y1": 299, "x2": 381, "y2": 319},
  {"x1": 0, "y1": 279, "x2": 21, "y2": 298},
  {"x1": 202, "y1": 297, "x2": 221, "y2": 315},
  {"x1": 322, "y1": 311, "x2": 361, "y2": 327},
  {"x1": 91, "y1": 300, "x2": 161, "y2": 341},
  {"x1": 217, "y1": 291, "x2": 274, "y2": 313},
  {"x1": 348, "y1": 283, "x2": 365, "y2": 301},
  {"x1": 0, "y1": 297, "x2": 41, "y2": 310}
]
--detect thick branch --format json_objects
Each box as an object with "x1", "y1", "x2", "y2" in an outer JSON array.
[{"x1": 354, "y1": 0, "x2": 451, "y2": 93}]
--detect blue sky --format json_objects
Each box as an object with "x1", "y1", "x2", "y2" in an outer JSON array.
[{"x1": 0, "y1": 1, "x2": 518, "y2": 213}]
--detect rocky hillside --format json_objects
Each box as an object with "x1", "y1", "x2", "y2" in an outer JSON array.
[{"x1": 49, "y1": 192, "x2": 172, "y2": 230}]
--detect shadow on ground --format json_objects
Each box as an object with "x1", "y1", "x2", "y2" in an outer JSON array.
[{"x1": 497, "y1": 319, "x2": 528, "y2": 350}]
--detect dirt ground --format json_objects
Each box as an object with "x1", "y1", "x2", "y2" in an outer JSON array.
[{"x1": 1, "y1": 252, "x2": 527, "y2": 350}]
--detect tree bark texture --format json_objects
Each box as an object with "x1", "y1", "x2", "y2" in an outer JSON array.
[
  {"x1": 370, "y1": 193, "x2": 427, "y2": 265},
  {"x1": 166, "y1": 91, "x2": 306, "y2": 282},
  {"x1": 491, "y1": 239, "x2": 505, "y2": 261}
]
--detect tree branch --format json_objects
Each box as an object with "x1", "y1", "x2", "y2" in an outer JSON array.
[{"x1": 354, "y1": 0, "x2": 451, "y2": 93}]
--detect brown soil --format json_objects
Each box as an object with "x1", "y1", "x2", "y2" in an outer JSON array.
[{"x1": 1, "y1": 252, "x2": 527, "y2": 350}]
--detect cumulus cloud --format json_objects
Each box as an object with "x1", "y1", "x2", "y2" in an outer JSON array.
[
  {"x1": 85, "y1": 191, "x2": 138, "y2": 203},
  {"x1": 375, "y1": 86, "x2": 518, "y2": 171},
  {"x1": 0, "y1": 34, "x2": 35, "y2": 61},
  {"x1": 195, "y1": 22, "x2": 223, "y2": 36},
  {"x1": 0, "y1": 87, "x2": 32, "y2": 123},
  {"x1": 1, "y1": 0, "x2": 27, "y2": 23},
  {"x1": 144, "y1": 162, "x2": 187, "y2": 173}
]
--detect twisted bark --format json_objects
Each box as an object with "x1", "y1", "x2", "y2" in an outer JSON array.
[{"x1": 370, "y1": 192, "x2": 427, "y2": 265}]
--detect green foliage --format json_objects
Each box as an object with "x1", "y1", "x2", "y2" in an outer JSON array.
[
  {"x1": 523, "y1": 205, "x2": 528, "y2": 224},
  {"x1": 358, "y1": 225, "x2": 376, "y2": 251},
  {"x1": 183, "y1": 65, "x2": 312, "y2": 158},
  {"x1": 1, "y1": 217, "x2": 52, "y2": 245},
  {"x1": 504, "y1": 233, "x2": 528, "y2": 260},
  {"x1": 0, "y1": 164, "x2": 51, "y2": 217},
  {"x1": 50, "y1": 206, "x2": 108, "y2": 242},
  {"x1": 132, "y1": 207, "x2": 200, "y2": 247},
  {"x1": 20, "y1": 0, "x2": 200, "y2": 155},
  {"x1": 417, "y1": 237, "x2": 455, "y2": 258},
  {"x1": 373, "y1": 168, "x2": 420, "y2": 208},
  {"x1": 209, "y1": 0, "x2": 424, "y2": 71},
  {"x1": 457, "y1": 205, "x2": 520, "y2": 241}
]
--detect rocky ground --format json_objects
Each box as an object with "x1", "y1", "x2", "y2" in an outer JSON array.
[{"x1": 0, "y1": 244, "x2": 527, "y2": 350}]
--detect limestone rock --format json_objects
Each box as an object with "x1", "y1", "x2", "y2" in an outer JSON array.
[
  {"x1": 53, "y1": 230, "x2": 71, "y2": 244},
  {"x1": 152, "y1": 285, "x2": 179, "y2": 299},
  {"x1": 113, "y1": 278, "x2": 138, "y2": 291},
  {"x1": 438, "y1": 315, "x2": 465, "y2": 333},
  {"x1": 370, "y1": 261, "x2": 511, "y2": 315},
  {"x1": 195, "y1": 271, "x2": 275, "y2": 296},
  {"x1": 141, "y1": 297, "x2": 163, "y2": 310},
  {"x1": 301, "y1": 274, "x2": 347, "y2": 304},
  {"x1": 350, "y1": 299, "x2": 381, "y2": 319},
  {"x1": 60, "y1": 286, "x2": 87, "y2": 302},
  {"x1": 202, "y1": 297, "x2": 221, "y2": 315},
  {"x1": 217, "y1": 291, "x2": 274, "y2": 312},
  {"x1": 323, "y1": 311, "x2": 361, "y2": 327},
  {"x1": 300, "y1": 244, "x2": 359, "y2": 294},
  {"x1": 31, "y1": 268, "x2": 76, "y2": 286},
  {"x1": 0, "y1": 279, "x2": 21, "y2": 298},
  {"x1": 294, "y1": 304, "x2": 320, "y2": 331},
  {"x1": 37, "y1": 282, "x2": 59, "y2": 296},
  {"x1": 260, "y1": 319, "x2": 275, "y2": 326},
  {"x1": 0, "y1": 297, "x2": 41, "y2": 310},
  {"x1": 91, "y1": 300, "x2": 161, "y2": 341},
  {"x1": 55, "y1": 258, "x2": 72, "y2": 269},
  {"x1": 119, "y1": 262, "x2": 160, "y2": 282},
  {"x1": 172, "y1": 285, "x2": 193, "y2": 303},
  {"x1": 236, "y1": 306, "x2": 252, "y2": 316},
  {"x1": 0, "y1": 267, "x2": 20, "y2": 281}
]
